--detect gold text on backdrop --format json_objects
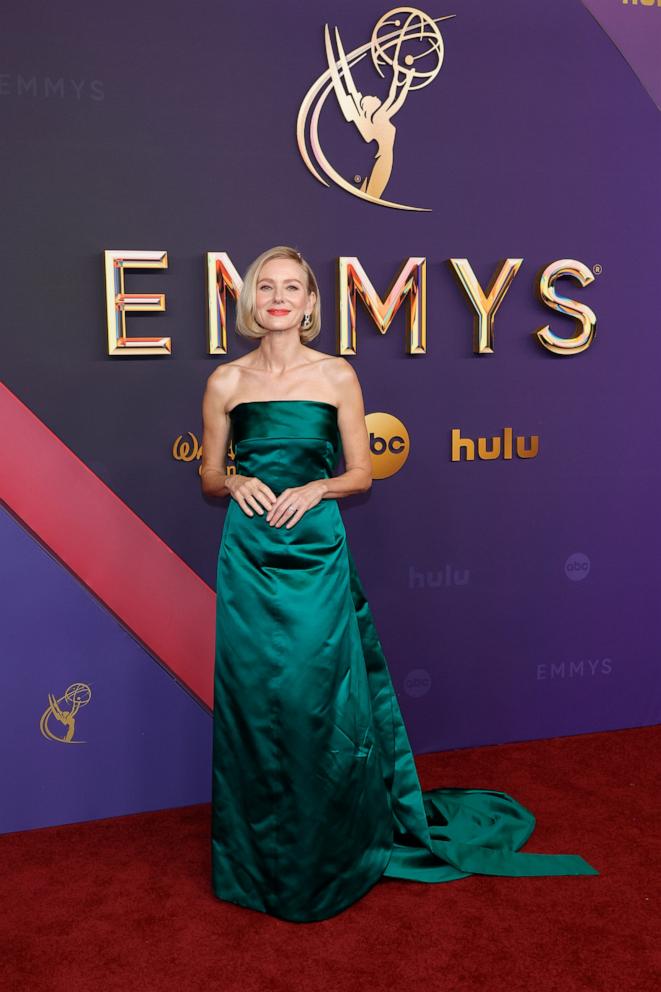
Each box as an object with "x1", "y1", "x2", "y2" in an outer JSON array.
[
  {"x1": 104, "y1": 250, "x2": 169, "y2": 356},
  {"x1": 104, "y1": 252, "x2": 598, "y2": 358},
  {"x1": 338, "y1": 256, "x2": 426, "y2": 354},
  {"x1": 535, "y1": 260, "x2": 597, "y2": 355},
  {"x1": 451, "y1": 428, "x2": 539, "y2": 462},
  {"x1": 449, "y1": 259, "x2": 523, "y2": 354}
]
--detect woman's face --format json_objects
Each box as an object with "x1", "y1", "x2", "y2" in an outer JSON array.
[{"x1": 254, "y1": 258, "x2": 316, "y2": 334}]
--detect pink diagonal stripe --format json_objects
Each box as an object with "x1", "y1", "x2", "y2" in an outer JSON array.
[{"x1": 0, "y1": 381, "x2": 215, "y2": 708}]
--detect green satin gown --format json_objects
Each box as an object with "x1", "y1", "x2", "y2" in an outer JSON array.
[{"x1": 211, "y1": 400, "x2": 598, "y2": 923}]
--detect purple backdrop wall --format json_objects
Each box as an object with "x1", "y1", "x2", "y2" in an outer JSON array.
[{"x1": 1, "y1": 0, "x2": 660, "y2": 834}]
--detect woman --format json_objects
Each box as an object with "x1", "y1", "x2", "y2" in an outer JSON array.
[{"x1": 200, "y1": 245, "x2": 598, "y2": 924}]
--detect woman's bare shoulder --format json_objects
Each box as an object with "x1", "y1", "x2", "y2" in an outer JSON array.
[
  {"x1": 324, "y1": 354, "x2": 359, "y2": 383},
  {"x1": 306, "y1": 352, "x2": 358, "y2": 386},
  {"x1": 306, "y1": 350, "x2": 352, "y2": 372},
  {"x1": 206, "y1": 353, "x2": 259, "y2": 384},
  {"x1": 317, "y1": 355, "x2": 364, "y2": 411},
  {"x1": 205, "y1": 360, "x2": 244, "y2": 402}
]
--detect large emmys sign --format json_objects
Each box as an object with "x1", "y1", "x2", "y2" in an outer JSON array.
[{"x1": 103, "y1": 251, "x2": 598, "y2": 358}]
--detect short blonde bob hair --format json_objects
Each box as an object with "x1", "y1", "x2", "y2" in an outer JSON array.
[{"x1": 236, "y1": 245, "x2": 321, "y2": 343}]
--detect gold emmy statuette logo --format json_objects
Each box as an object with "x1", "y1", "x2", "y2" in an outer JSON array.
[
  {"x1": 297, "y1": 7, "x2": 455, "y2": 212},
  {"x1": 366, "y1": 412, "x2": 410, "y2": 478},
  {"x1": 39, "y1": 683, "x2": 92, "y2": 744}
]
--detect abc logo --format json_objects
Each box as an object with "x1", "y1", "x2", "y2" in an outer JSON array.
[
  {"x1": 404, "y1": 669, "x2": 432, "y2": 698},
  {"x1": 365, "y1": 412, "x2": 410, "y2": 479},
  {"x1": 564, "y1": 552, "x2": 590, "y2": 581}
]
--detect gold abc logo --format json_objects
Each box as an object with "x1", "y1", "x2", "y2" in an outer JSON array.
[{"x1": 365, "y1": 412, "x2": 409, "y2": 479}]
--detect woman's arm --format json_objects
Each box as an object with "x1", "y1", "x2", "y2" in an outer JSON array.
[
  {"x1": 200, "y1": 369, "x2": 233, "y2": 498},
  {"x1": 321, "y1": 358, "x2": 372, "y2": 498}
]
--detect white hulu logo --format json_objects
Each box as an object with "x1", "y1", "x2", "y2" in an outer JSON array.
[{"x1": 451, "y1": 427, "x2": 539, "y2": 461}]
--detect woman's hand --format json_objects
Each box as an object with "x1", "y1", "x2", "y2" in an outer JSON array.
[
  {"x1": 267, "y1": 480, "x2": 328, "y2": 529},
  {"x1": 226, "y1": 474, "x2": 276, "y2": 517}
]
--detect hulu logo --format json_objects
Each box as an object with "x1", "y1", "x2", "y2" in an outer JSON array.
[
  {"x1": 408, "y1": 565, "x2": 470, "y2": 588},
  {"x1": 451, "y1": 427, "x2": 539, "y2": 462}
]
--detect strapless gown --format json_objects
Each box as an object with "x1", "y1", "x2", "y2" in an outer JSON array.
[{"x1": 211, "y1": 400, "x2": 598, "y2": 923}]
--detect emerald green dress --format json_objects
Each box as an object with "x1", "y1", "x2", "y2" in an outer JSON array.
[{"x1": 211, "y1": 400, "x2": 598, "y2": 922}]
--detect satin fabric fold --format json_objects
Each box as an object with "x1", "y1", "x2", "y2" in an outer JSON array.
[{"x1": 211, "y1": 400, "x2": 598, "y2": 923}]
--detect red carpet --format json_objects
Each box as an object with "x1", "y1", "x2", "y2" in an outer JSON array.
[{"x1": 2, "y1": 725, "x2": 659, "y2": 992}]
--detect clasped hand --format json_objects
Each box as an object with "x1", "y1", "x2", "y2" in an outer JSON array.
[{"x1": 227, "y1": 475, "x2": 327, "y2": 528}]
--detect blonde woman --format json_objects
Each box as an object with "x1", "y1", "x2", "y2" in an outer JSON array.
[{"x1": 200, "y1": 245, "x2": 598, "y2": 923}]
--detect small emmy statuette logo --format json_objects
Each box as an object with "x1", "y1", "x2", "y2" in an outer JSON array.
[{"x1": 39, "y1": 682, "x2": 92, "y2": 744}]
